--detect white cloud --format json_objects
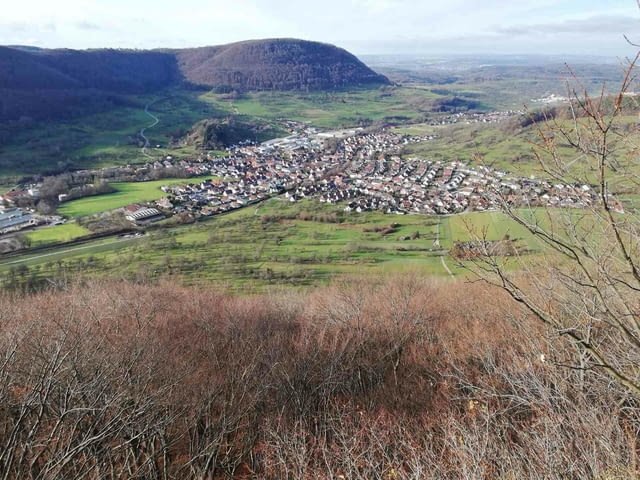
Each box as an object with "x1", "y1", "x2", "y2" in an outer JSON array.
[{"x1": 0, "y1": 0, "x2": 638, "y2": 56}]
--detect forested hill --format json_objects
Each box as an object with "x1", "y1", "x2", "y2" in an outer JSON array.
[
  {"x1": 172, "y1": 39, "x2": 390, "y2": 91},
  {"x1": 0, "y1": 47, "x2": 178, "y2": 123},
  {"x1": 0, "y1": 39, "x2": 389, "y2": 123},
  {"x1": 0, "y1": 46, "x2": 177, "y2": 92}
]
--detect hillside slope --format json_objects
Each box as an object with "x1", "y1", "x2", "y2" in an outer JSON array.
[
  {"x1": 0, "y1": 39, "x2": 389, "y2": 124},
  {"x1": 174, "y1": 39, "x2": 389, "y2": 91},
  {"x1": 0, "y1": 46, "x2": 177, "y2": 127}
]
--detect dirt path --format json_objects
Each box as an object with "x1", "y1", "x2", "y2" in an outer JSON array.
[
  {"x1": 436, "y1": 219, "x2": 454, "y2": 277},
  {"x1": 440, "y1": 255, "x2": 454, "y2": 277}
]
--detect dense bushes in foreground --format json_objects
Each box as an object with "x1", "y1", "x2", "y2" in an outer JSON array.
[{"x1": 0, "y1": 275, "x2": 637, "y2": 479}]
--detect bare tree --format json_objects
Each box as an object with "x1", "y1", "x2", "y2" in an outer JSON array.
[{"x1": 464, "y1": 50, "x2": 640, "y2": 394}]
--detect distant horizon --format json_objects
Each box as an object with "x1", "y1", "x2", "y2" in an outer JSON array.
[
  {"x1": 1, "y1": 40, "x2": 633, "y2": 65},
  {"x1": 2, "y1": 1, "x2": 639, "y2": 59}
]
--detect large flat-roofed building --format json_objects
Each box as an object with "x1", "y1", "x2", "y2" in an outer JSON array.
[
  {"x1": 0, "y1": 210, "x2": 37, "y2": 234},
  {"x1": 124, "y1": 207, "x2": 165, "y2": 225}
]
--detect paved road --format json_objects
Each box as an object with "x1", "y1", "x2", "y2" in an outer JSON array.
[{"x1": 0, "y1": 236, "x2": 138, "y2": 267}]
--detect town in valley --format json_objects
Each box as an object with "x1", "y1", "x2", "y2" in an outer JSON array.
[{"x1": 0, "y1": 112, "x2": 606, "y2": 244}]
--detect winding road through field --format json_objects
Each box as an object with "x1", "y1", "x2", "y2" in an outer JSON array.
[
  {"x1": 0, "y1": 236, "x2": 141, "y2": 267},
  {"x1": 139, "y1": 99, "x2": 162, "y2": 158}
]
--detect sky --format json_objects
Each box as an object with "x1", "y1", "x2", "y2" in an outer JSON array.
[{"x1": 1, "y1": 0, "x2": 639, "y2": 58}]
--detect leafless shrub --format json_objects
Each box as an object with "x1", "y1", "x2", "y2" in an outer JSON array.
[{"x1": 0, "y1": 276, "x2": 636, "y2": 478}]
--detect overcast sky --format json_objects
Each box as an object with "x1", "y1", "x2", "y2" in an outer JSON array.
[{"x1": 1, "y1": 0, "x2": 639, "y2": 58}]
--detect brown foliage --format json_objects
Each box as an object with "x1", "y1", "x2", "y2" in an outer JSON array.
[{"x1": 0, "y1": 275, "x2": 637, "y2": 479}]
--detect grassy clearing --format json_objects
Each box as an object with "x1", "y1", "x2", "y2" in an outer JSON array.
[
  {"x1": 402, "y1": 122, "x2": 546, "y2": 176},
  {"x1": 391, "y1": 123, "x2": 439, "y2": 136},
  {"x1": 26, "y1": 223, "x2": 92, "y2": 245},
  {"x1": 58, "y1": 176, "x2": 213, "y2": 217},
  {"x1": 200, "y1": 86, "x2": 440, "y2": 128},
  {"x1": 447, "y1": 211, "x2": 537, "y2": 244}
]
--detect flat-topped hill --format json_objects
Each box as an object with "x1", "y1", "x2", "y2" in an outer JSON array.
[{"x1": 173, "y1": 38, "x2": 390, "y2": 91}]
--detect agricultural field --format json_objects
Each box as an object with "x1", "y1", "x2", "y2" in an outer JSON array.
[
  {"x1": 444, "y1": 211, "x2": 538, "y2": 246},
  {"x1": 0, "y1": 198, "x2": 545, "y2": 292},
  {"x1": 58, "y1": 176, "x2": 213, "y2": 217},
  {"x1": 199, "y1": 86, "x2": 441, "y2": 128},
  {"x1": 26, "y1": 223, "x2": 92, "y2": 246}
]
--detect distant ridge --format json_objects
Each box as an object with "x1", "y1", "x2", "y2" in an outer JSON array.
[
  {"x1": 6, "y1": 45, "x2": 45, "y2": 52},
  {"x1": 0, "y1": 39, "x2": 389, "y2": 123}
]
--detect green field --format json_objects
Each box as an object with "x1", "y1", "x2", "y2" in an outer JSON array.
[
  {"x1": 200, "y1": 86, "x2": 440, "y2": 128},
  {"x1": 58, "y1": 176, "x2": 213, "y2": 217},
  {"x1": 397, "y1": 114, "x2": 640, "y2": 188},
  {"x1": 446, "y1": 211, "x2": 539, "y2": 244},
  {"x1": 26, "y1": 223, "x2": 92, "y2": 245},
  {"x1": 0, "y1": 199, "x2": 546, "y2": 291}
]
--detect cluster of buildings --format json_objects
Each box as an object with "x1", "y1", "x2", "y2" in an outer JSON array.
[
  {"x1": 0, "y1": 209, "x2": 39, "y2": 235},
  {"x1": 123, "y1": 205, "x2": 165, "y2": 225},
  {"x1": 427, "y1": 110, "x2": 521, "y2": 126},
  {"x1": 0, "y1": 120, "x2": 607, "y2": 240},
  {"x1": 289, "y1": 160, "x2": 598, "y2": 216},
  {"x1": 160, "y1": 148, "x2": 338, "y2": 215},
  {"x1": 531, "y1": 94, "x2": 570, "y2": 104},
  {"x1": 0, "y1": 187, "x2": 63, "y2": 236},
  {"x1": 157, "y1": 129, "x2": 600, "y2": 218}
]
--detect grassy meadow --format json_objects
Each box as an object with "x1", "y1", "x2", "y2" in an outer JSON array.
[
  {"x1": 0, "y1": 198, "x2": 547, "y2": 291},
  {"x1": 397, "y1": 114, "x2": 640, "y2": 190},
  {"x1": 26, "y1": 223, "x2": 92, "y2": 246},
  {"x1": 399, "y1": 121, "x2": 560, "y2": 177},
  {"x1": 58, "y1": 176, "x2": 213, "y2": 217},
  {"x1": 200, "y1": 86, "x2": 439, "y2": 128}
]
